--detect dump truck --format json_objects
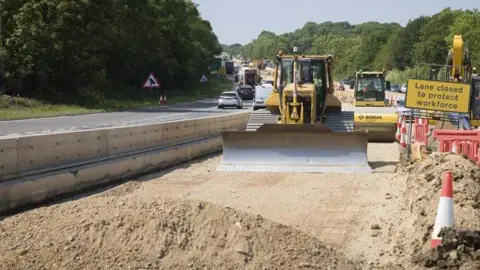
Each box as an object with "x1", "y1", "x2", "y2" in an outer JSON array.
[
  {"x1": 217, "y1": 48, "x2": 372, "y2": 173},
  {"x1": 348, "y1": 70, "x2": 398, "y2": 142}
]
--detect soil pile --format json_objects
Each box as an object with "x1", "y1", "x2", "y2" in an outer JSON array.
[
  {"x1": 397, "y1": 152, "x2": 480, "y2": 268},
  {"x1": 414, "y1": 227, "x2": 480, "y2": 269},
  {"x1": 0, "y1": 197, "x2": 360, "y2": 270}
]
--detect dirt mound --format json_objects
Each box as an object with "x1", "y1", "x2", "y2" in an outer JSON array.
[
  {"x1": 396, "y1": 152, "x2": 480, "y2": 268},
  {"x1": 414, "y1": 227, "x2": 480, "y2": 269},
  {"x1": 0, "y1": 198, "x2": 360, "y2": 270}
]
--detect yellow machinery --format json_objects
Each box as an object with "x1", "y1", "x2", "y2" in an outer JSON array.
[
  {"x1": 217, "y1": 48, "x2": 372, "y2": 173},
  {"x1": 410, "y1": 35, "x2": 479, "y2": 130},
  {"x1": 407, "y1": 35, "x2": 480, "y2": 160},
  {"x1": 349, "y1": 70, "x2": 398, "y2": 142}
]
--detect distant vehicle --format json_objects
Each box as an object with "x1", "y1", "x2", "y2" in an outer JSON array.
[
  {"x1": 401, "y1": 84, "x2": 407, "y2": 93},
  {"x1": 218, "y1": 91, "x2": 243, "y2": 109},
  {"x1": 340, "y1": 79, "x2": 351, "y2": 85},
  {"x1": 253, "y1": 84, "x2": 274, "y2": 110},
  {"x1": 224, "y1": 61, "x2": 234, "y2": 74},
  {"x1": 390, "y1": 84, "x2": 401, "y2": 92},
  {"x1": 236, "y1": 85, "x2": 254, "y2": 100}
]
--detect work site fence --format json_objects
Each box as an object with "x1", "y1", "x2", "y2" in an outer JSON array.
[
  {"x1": 394, "y1": 109, "x2": 480, "y2": 165},
  {"x1": 434, "y1": 130, "x2": 480, "y2": 165}
]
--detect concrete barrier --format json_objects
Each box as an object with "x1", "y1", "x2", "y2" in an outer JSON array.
[
  {"x1": 0, "y1": 136, "x2": 223, "y2": 214},
  {"x1": 0, "y1": 111, "x2": 250, "y2": 214},
  {"x1": 0, "y1": 112, "x2": 249, "y2": 181}
]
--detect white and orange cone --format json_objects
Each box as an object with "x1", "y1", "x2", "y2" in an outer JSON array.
[
  {"x1": 431, "y1": 171, "x2": 454, "y2": 249},
  {"x1": 163, "y1": 94, "x2": 167, "y2": 104},
  {"x1": 396, "y1": 114, "x2": 403, "y2": 141},
  {"x1": 400, "y1": 117, "x2": 407, "y2": 148},
  {"x1": 159, "y1": 95, "x2": 164, "y2": 104}
]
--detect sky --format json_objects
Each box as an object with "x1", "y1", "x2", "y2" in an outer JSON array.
[{"x1": 192, "y1": 0, "x2": 479, "y2": 45}]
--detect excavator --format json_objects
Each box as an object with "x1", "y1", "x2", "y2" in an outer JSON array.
[
  {"x1": 407, "y1": 35, "x2": 480, "y2": 159},
  {"x1": 349, "y1": 70, "x2": 398, "y2": 142},
  {"x1": 217, "y1": 48, "x2": 372, "y2": 173}
]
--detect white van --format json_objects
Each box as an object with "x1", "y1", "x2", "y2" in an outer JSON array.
[{"x1": 253, "y1": 84, "x2": 274, "y2": 110}]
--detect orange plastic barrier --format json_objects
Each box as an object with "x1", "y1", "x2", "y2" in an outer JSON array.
[
  {"x1": 433, "y1": 130, "x2": 480, "y2": 164},
  {"x1": 414, "y1": 117, "x2": 429, "y2": 146}
]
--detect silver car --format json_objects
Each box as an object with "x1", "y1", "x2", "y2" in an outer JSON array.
[{"x1": 218, "y1": 91, "x2": 243, "y2": 109}]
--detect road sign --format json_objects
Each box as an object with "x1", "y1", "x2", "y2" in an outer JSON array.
[
  {"x1": 405, "y1": 79, "x2": 471, "y2": 113},
  {"x1": 143, "y1": 73, "x2": 161, "y2": 88},
  {"x1": 200, "y1": 75, "x2": 208, "y2": 83}
]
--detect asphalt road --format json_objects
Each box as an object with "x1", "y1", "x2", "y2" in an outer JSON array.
[{"x1": 0, "y1": 99, "x2": 254, "y2": 137}]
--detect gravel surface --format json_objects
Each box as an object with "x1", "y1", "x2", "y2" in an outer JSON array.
[{"x1": 0, "y1": 142, "x2": 412, "y2": 269}]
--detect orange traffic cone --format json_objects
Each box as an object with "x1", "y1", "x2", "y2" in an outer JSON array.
[
  {"x1": 400, "y1": 117, "x2": 407, "y2": 148},
  {"x1": 430, "y1": 171, "x2": 454, "y2": 249},
  {"x1": 163, "y1": 94, "x2": 167, "y2": 104},
  {"x1": 159, "y1": 95, "x2": 163, "y2": 104},
  {"x1": 396, "y1": 113, "x2": 402, "y2": 141}
]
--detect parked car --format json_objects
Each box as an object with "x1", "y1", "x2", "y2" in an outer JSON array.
[
  {"x1": 218, "y1": 91, "x2": 243, "y2": 109},
  {"x1": 253, "y1": 84, "x2": 274, "y2": 110},
  {"x1": 236, "y1": 85, "x2": 255, "y2": 100},
  {"x1": 390, "y1": 84, "x2": 401, "y2": 93},
  {"x1": 400, "y1": 84, "x2": 408, "y2": 93}
]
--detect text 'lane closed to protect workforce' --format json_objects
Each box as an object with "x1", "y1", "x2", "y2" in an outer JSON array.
[{"x1": 405, "y1": 79, "x2": 472, "y2": 113}]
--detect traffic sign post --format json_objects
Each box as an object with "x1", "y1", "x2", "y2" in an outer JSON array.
[
  {"x1": 199, "y1": 75, "x2": 208, "y2": 97},
  {"x1": 142, "y1": 72, "x2": 161, "y2": 102}
]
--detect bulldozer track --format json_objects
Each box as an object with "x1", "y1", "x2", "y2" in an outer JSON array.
[
  {"x1": 245, "y1": 109, "x2": 355, "y2": 132},
  {"x1": 246, "y1": 109, "x2": 278, "y2": 131},
  {"x1": 324, "y1": 111, "x2": 355, "y2": 132}
]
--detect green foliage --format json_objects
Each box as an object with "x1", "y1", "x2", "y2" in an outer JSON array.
[
  {"x1": 0, "y1": 0, "x2": 222, "y2": 105},
  {"x1": 0, "y1": 75, "x2": 233, "y2": 120},
  {"x1": 223, "y1": 8, "x2": 480, "y2": 82}
]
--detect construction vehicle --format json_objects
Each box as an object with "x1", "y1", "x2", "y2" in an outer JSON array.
[
  {"x1": 239, "y1": 67, "x2": 261, "y2": 87},
  {"x1": 349, "y1": 70, "x2": 398, "y2": 142},
  {"x1": 409, "y1": 35, "x2": 479, "y2": 129},
  {"x1": 406, "y1": 35, "x2": 480, "y2": 160},
  {"x1": 217, "y1": 48, "x2": 372, "y2": 173}
]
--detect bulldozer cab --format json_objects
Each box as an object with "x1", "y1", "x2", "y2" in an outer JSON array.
[
  {"x1": 351, "y1": 71, "x2": 389, "y2": 107},
  {"x1": 267, "y1": 54, "x2": 333, "y2": 124}
]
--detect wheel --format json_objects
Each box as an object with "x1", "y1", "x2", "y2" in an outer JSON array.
[
  {"x1": 237, "y1": 106, "x2": 242, "y2": 109},
  {"x1": 253, "y1": 106, "x2": 258, "y2": 111}
]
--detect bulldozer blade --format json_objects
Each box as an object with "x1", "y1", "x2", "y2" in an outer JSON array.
[{"x1": 218, "y1": 126, "x2": 372, "y2": 173}]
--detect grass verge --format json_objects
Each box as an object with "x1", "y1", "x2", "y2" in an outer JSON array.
[{"x1": 0, "y1": 75, "x2": 233, "y2": 120}]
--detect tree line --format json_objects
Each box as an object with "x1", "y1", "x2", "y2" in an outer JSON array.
[
  {"x1": 223, "y1": 8, "x2": 480, "y2": 83},
  {"x1": 0, "y1": 0, "x2": 221, "y2": 104}
]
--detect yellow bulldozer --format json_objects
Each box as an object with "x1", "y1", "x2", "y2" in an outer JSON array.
[
  {"x1": 349, "y1": 70, "x2": 398, "y2": 142},
  {"x1": 217, "y1": 48, "x2": 373, "y2": 173}
]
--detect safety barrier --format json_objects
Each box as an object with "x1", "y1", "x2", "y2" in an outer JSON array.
[
  {"x1": 433, "y1": 129, "x2": 480, "y2": 164},
  {"x1": 395, "y1": 110, "x2": 414, "y2": 148},
  {"x1": 0, "y1": 112, "x2": 249, "y2": 181},
  {"x1": 0, "y1": 112, "x2": 251, "y2": 214},
  {"x1": 414, "y1": 117, "x2": 430, "y2": 146}
]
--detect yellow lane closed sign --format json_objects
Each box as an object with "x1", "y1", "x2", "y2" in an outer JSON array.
[{"x1": 405, "y1": 79, "x2": 471, "y2": 113}]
